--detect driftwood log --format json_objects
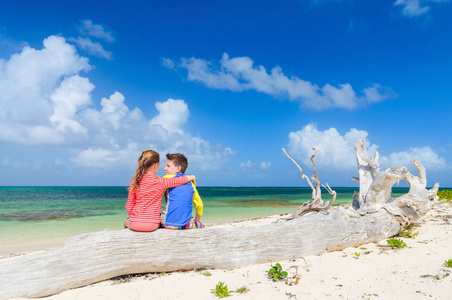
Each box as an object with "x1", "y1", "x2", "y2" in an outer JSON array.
[{"x1": 0, "y1": 139, "x2": 439, "y2": 299}]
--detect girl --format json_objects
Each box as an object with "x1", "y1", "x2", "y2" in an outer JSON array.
[{"x1": 124, "y1": 150, "x2": 196, "y2": 232}]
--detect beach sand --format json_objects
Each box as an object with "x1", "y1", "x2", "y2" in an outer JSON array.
[{"x1": 8, "y1": 201, "x2": 452, "y2": 300}]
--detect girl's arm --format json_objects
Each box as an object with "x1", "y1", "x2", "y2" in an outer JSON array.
[
  {"x1": 125, "y1": 180, "x2": 137, "y2": 216},
  {"x1": 185, "y1": 175, "x2": 195, "y2": 183},
  {"x1": 161, "y1": 175, "x2": 194, "y2": 189},
  {"x1": 125, "y1": 189, "x2": 136, "y2": 216}
]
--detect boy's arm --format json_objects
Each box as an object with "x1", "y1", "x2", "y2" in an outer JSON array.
[{"x1": 191, "y1": 181, "x2": 203, "y2": 221}]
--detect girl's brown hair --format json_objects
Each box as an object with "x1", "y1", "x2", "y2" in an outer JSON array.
[{"x1": 130, "y1": 150, "x2": 160, "y2": 192}]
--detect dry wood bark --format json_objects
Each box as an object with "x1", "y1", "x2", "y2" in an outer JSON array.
[{"x1": 0, "y1": 139, "x2": 439, "y2": 299}]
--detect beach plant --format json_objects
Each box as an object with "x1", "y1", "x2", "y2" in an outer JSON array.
[
  {"x1": 266, "y1": 261, "x2": 288, "y2": 281},
  {"x1": 387, "y1": 238, "x2": 407, "y2": 249},
  {"x1": 354, "y1": 252, "x2": 361, "y2": 259},
  {"x1": 235, "y1": 285, "x2": 249, "y2": 294},
  {"x1": 201, "y1": 270, "x2": 212, "y2": 276},
  {"x1": 211, "y1": 282, "x2": 233, "y2": 298},
  {"x1": 437, "y1": 189, "x2": 452, "y2": 201},
  {"x1": 444, "y1": 259, "x2": 452, "y2": 267},
  {"x1": 299, "y1": 256, "x2": 309, "y2": 270},
  {"x1": 398, "y1": 224, "x2": 419, "y2": 239}
]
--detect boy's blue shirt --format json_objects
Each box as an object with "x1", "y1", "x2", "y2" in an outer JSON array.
[{"x1": 164, "y1": 172, "x2": 195, "y2": 226}]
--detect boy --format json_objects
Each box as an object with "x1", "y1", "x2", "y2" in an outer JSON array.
[{"x1": 161, "y1": 153, "x2": 204, "y2": 229}]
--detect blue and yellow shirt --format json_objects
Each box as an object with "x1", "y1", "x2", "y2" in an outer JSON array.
[{"x1": 162, "y1": 173, "x2": 203, "y2": 226}]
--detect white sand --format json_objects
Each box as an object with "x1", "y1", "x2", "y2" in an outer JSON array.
[{"x1": 11, "y1": 202, "x2": 452, "y2": 300}]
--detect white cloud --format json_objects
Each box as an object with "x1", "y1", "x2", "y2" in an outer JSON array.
[
  {"x1": 0, "y1": 35, "x2": 91, "y2": 144},
  {"x1": 72, "y1": 147, "x2": 121, "y2": 169},
  {"x1": 287, "y1": 123, "x2": 446, "y2": 171},
  {"x1": 77, "y1": 20, "x2": 114, "y2": 42},
  {"x1": 260, "y1": 162, "x2": 272, "y2": 170},
  {"x1": 78, "y1": 96, "x2": 234, "y2": 170},
  {"x1": 180, "y1": 56, "x2": 243, "y2": 91},
  {"x1": 50, "y1": 75, "x2": 94, "y2": 134},
  {"x1": 380, "y1": 147, "x2": 446, "y2": 170},
  {"x1": 162, "y1": 58, "x2": 176, "y2": 69},
  {"x1": 394, "y1": 0, "x2": 429, "y2": 16},
  {"x1": 0, "y1": 35, "x2": 235, "y2": 172},
  {"x1": 0, "y1": 34, "x2": 28, "y2": 54},
  {"x1": 1, "y1": 157, "x2": 44, "y2": 171},
  {"x1": 288, "y1": 123, "x2": 378, "y2": 169},
  {"x1": 394, "y1": 0, "x2": 449, "y2": 17},
  {"x1": 69, "y1": 37, "x2": 112, "y2": 60},
  {"x1": 240, "y1": 160, "x2": 253, "y2": 169},
  {"x1": 169, "y1": 53, "x2": 395, "y2": 110},
  {"x1": 150, "y1": 99, "x2": 189, "y2": 134},
  {"x1": 240, "y1": 160, "x2": 272, "y2": 170}
]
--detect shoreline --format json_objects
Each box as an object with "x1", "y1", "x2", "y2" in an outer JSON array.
[{"x1": 5, "y1": 201, "x2": 452, "y2": 299}]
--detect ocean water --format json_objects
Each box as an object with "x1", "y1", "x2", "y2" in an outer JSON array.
[{"x1": 0, "y1": 186, "x2": 409, "y2": 251}]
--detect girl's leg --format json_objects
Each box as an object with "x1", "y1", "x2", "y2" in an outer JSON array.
[
  {"x1": 124, "y1": 217, "x2": 130, "y2": 229},
  {"x1": 129, "y1": 221, "x2": 159, "y2": 232}
]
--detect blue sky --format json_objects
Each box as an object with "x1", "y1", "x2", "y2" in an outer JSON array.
[{"x1": 0, "y1": 0, "x2": 451, "y2": 187}]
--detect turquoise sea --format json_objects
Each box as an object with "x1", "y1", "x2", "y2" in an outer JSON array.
[{"x1": 0, "y1": 186, "x2": 410, "y2": 253}]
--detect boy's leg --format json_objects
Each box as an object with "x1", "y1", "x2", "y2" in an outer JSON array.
[
  {"x1": 163, "y1": 219, "x2": 204, "y2": 230},
  {"x1": 188, "y1": 218, "x2": 205, "y2": 229},
  {"x1": 163, "y1": 225, "x2": 184, "y2": 230}
]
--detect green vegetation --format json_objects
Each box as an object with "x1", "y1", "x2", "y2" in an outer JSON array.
[
  {"x1": 201, "y1": 270, "x2": 212, "y2": 276},
  {"x1": 437, "y1": 189, "x2": 452, "y2": 201},
  {"x1": 387, "y1": 238, "x2": 407, "y2": 249},
  {"x1": 235, "y1": 286, "x2": 249, "y2": 294},
  {"x1": 398, "y1": 224, "x2": 419, "y2": 239},
  {"x1": 444, "y1": 259, "x2": 452, "y2": 267},
  {"x1": 211, "y1": 282, "x2": 233, "y2": 298},
  {"x1": 299, "y1": 256, "x2": 309, "y2": 270},
  {"x1": 266, "y1": 261, "x2": 288, "y2": 281}
]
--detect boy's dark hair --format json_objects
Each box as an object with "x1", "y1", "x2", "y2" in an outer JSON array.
[{"x1": 166, "y1": 153, "x2": 188, "y2": 173}]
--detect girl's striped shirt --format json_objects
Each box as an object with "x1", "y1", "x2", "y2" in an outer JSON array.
[{"x1": 125, "y1": 174, "x2": 189, "y2": 223}]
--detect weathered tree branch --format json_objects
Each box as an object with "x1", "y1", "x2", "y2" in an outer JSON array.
[
  {"x1": 280, "y1": 148, "x2": 336, "y2": 220},
  {"x1": 354, "y1": 139, "x2": 380, "y2": 209},
  {"x1": 354, "y1": 139, "x2": 439, "y2": 223},
  {"x1": 282, "y1": 148, "x2": 314, "y2": 190}
]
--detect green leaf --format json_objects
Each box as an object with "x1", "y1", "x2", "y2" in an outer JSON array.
[
  {"x1": 276, "y1": 263, "x2": 282, "y2": 272},
  {"x1": 274, "y1": 274, "x2": 279, "y2": 280},
  {"x1": 281, "y1": 271, "x2": 288, "y2": 278}
]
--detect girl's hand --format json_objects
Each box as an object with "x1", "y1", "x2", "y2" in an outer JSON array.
[{"x1": 186, "y1": 175, "x2": 196, "y2": 183}]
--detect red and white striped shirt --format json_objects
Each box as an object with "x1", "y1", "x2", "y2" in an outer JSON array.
[{"x1": 125, "y1": 174, "x2": 189, "y2": 223}]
